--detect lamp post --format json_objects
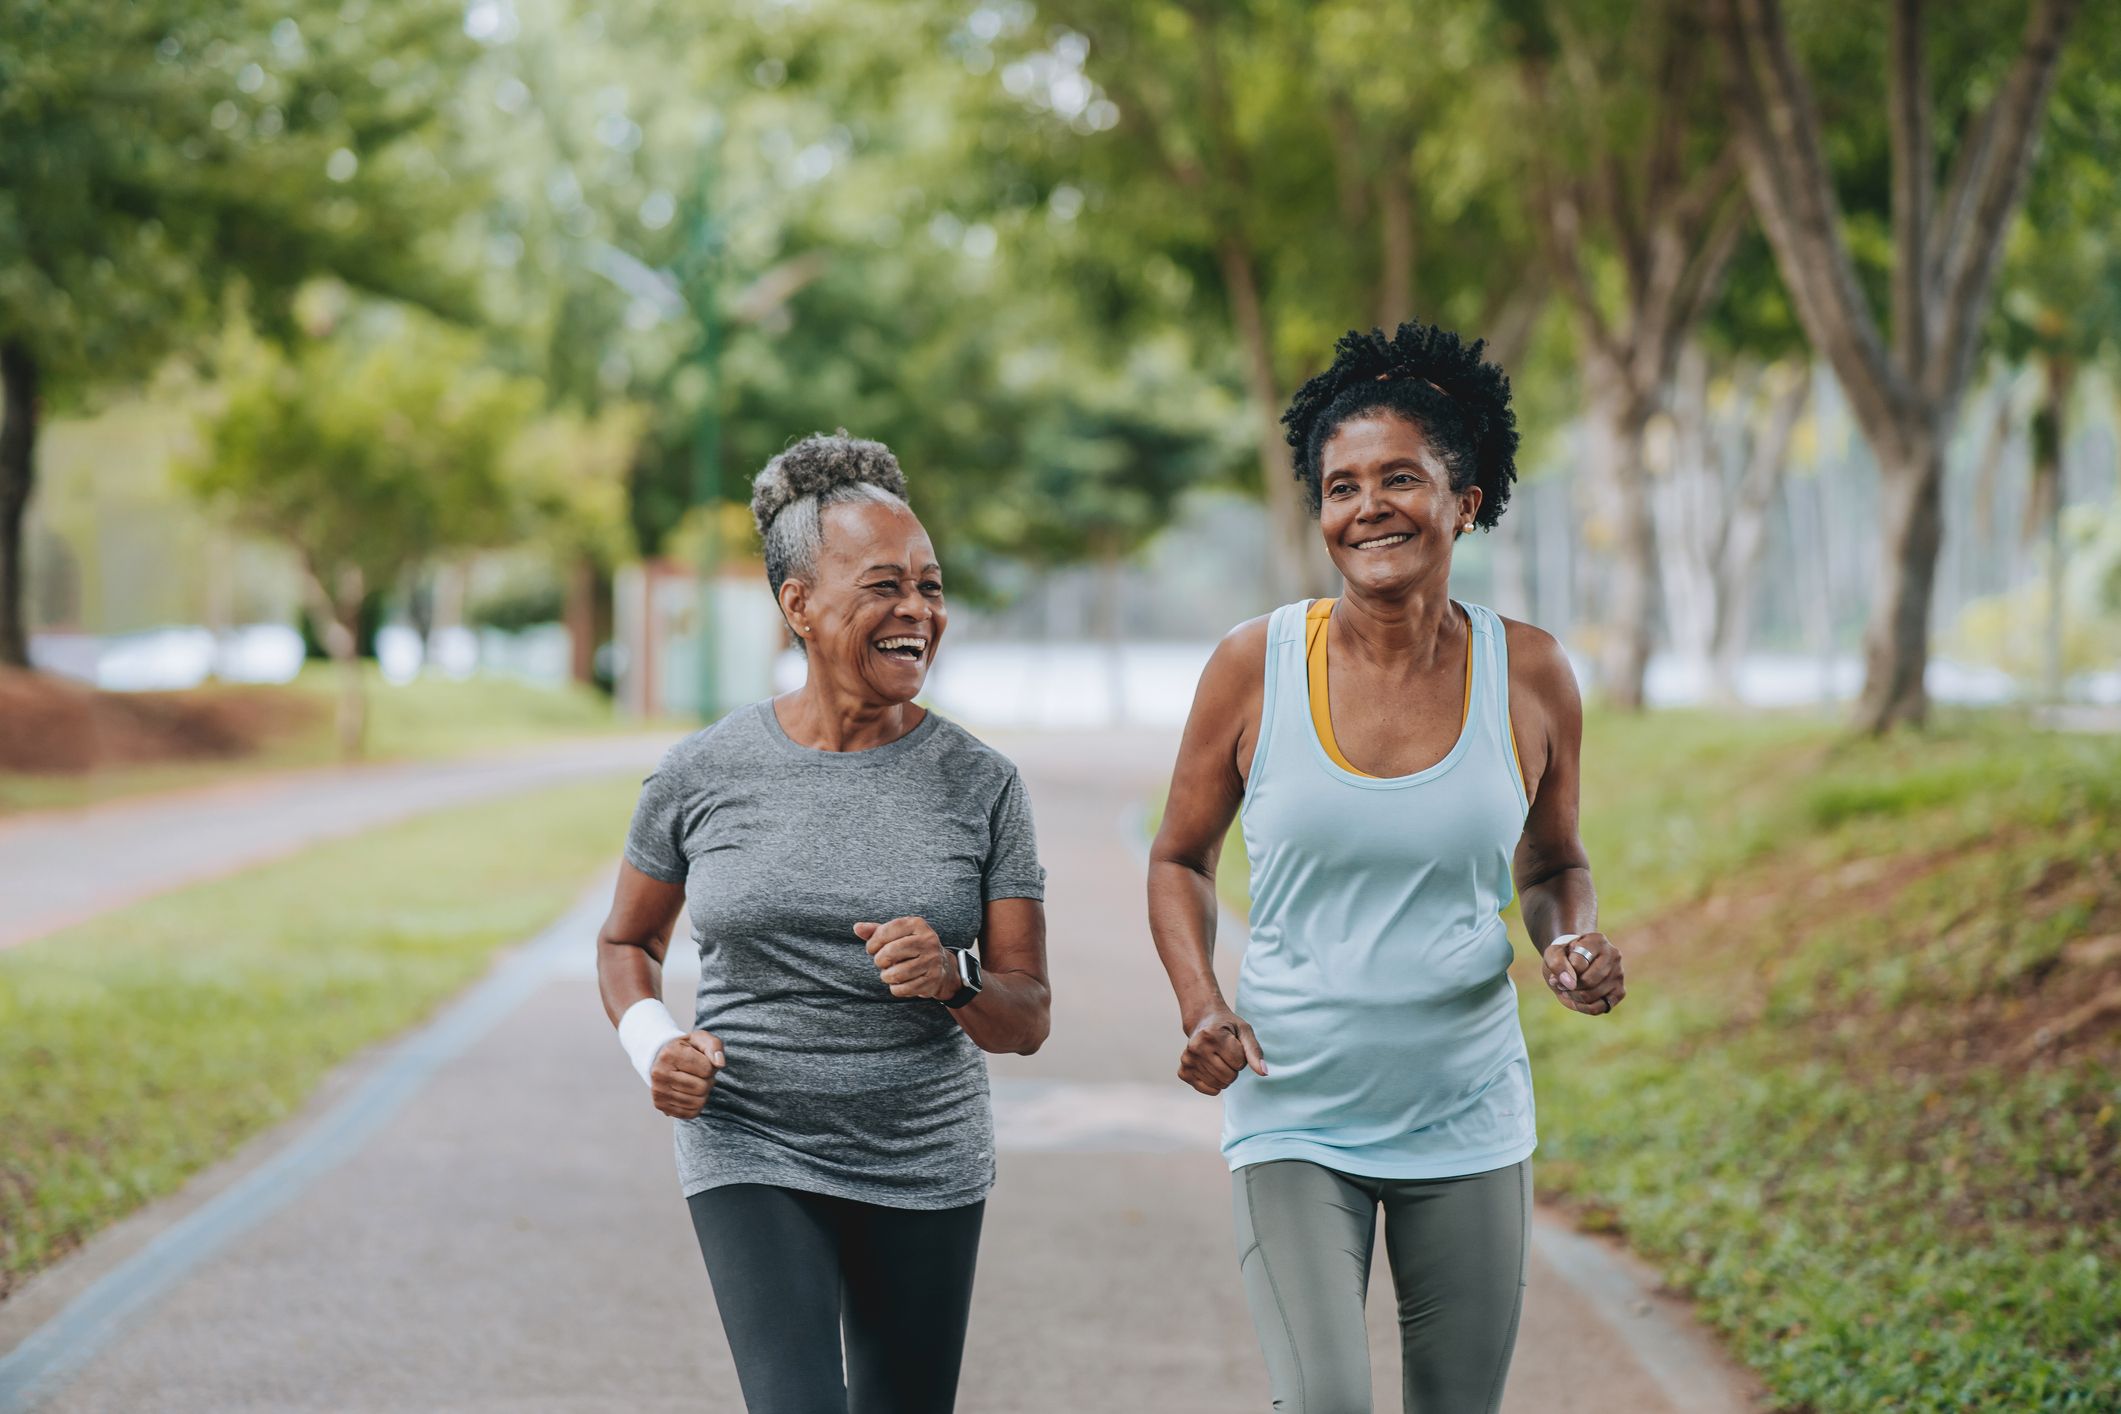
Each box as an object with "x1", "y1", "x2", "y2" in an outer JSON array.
[
  {"x1": 587, "y1": 200, "x2": 721, "y2": 722},
  {"x1": 684, "y1": 200, "x2": 722, "y2": 723}
]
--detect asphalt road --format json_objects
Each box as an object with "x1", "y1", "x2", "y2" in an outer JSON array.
[{"x1": 0, "y1": 725, "x2": 1762, "y2": 1412}]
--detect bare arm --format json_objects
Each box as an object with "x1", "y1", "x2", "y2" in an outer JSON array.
[
  {"x1": 1506, "y1": 623, "x2": 1625, "y2": 1015},
  {"x1": 1148, "y1": 620, "x2": 1270, "y2": 1092},
  {"x1": 596, "y1": 860, "x2": 687, "y2": 1023},
  {"x1": 857, "y1": 897, "x2": 1050, "y2": 1056},
  {"x1": 957, "y1": 898, "x2": 1050, "y2": 1055},
  {"x1": 595, "y1": 860, "x2": 726, "y2": 1115}
]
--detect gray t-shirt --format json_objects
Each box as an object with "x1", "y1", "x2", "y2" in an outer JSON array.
[{"x1": 623, "y1": 699, "x2": 1045, "y2": 1209}]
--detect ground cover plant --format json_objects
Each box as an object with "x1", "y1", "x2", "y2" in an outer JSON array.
[{"x1": 0, "y1": 774, "x2": 642, "y2": 1301}]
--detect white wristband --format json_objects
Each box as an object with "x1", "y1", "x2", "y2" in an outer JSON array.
[{"x1": 617, "y1": 997, "x2": 685, "y2": 1085}]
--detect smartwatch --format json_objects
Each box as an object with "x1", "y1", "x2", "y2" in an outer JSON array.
[{"x1": 942, "y1": 947, "x2": 982, "y2": 1009}]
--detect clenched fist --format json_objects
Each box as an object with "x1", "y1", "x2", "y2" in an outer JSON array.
[
  {"x1": 1541, "y1": 932, "x2": 1626, "y2": 1016},
  {"x1": 650, "y1": 1030, "x2": 727, "y2": 1118},
  {"x1": 1178, "y1": 1005, "x2": 1268, "y2": 1096},
  {"x1": 855, "y1": 916, "x2": 959, "y2": 1001}
]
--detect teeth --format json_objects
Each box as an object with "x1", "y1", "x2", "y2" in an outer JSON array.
[
  {"x1": 1355, "y1": 534, "x2": 1409, "y2": 549},
  {"x1": 874, "y1": 637, "x2": 926, "y2": 651}
]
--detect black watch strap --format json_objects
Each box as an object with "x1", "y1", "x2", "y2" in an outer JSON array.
[{"x1": 942, "y1": 947, "x2": 982, "y2": 1009}]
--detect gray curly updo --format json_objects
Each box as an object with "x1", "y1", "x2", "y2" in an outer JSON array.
[{"x1": 750, "y1": 432, "x2": 912, "y2": 644}]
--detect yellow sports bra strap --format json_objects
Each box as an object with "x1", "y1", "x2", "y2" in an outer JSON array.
[{"x1": 1305, "y1": 598, "x2": 1473, "y2": 779}]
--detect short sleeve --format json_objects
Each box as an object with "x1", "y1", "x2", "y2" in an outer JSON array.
[
  {"x1": 982, "y1": 769, "x2": 1046, "y2": 902},
  {"x1": 622, "y1": 749, "x2": 693, "y2": 885}
]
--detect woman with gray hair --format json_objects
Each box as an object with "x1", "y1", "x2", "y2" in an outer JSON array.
[{"x1": 594, "y1": 432, "x2": 1051, "y2": 1414}]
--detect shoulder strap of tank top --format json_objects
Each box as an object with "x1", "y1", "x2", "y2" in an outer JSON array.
[
  {"x1": 1249, "y1": 602, "x2": 1310, "y2": 790},
  {"x1": 1464, "y1": 602, "x2": 1531, "y2": 814}
]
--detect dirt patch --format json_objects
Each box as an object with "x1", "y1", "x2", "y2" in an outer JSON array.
[
  {"x1": 0, "y1": 668, "x2": 321, "y2": 773},
  {"x1": 1633, "y1": 832, "x2": 2121, "y2": 1070}
]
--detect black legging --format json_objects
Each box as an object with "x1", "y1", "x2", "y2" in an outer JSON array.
[{"x1": 686, "y1": 1184, "x2": 985, "y2": 1414}]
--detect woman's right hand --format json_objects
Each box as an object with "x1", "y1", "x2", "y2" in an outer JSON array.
[
  {"x1": 650, "y1": 1030, "x2": 727, "y2": 1119},
  {"x1": 1178, "y1": 1006, "x2": 1268, "y2": 1095}
]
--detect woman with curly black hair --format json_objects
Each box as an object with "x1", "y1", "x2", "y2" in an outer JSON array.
[
  {"x1": 595, "y1": 433, "x2": 1051, "y2": 1413},
  {"x1": 1147, "y1": 321, "x2": 1625, "y2": 1412}
]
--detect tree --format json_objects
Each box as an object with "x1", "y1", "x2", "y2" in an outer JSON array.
[
  {"x1": 1024, "y1": 0, "x2": 1543, "y2": 606},
  {"x1": 1988, "y1": 42, "x2": 2121, "y2": 702},
  {"x1": 1706, "y1": 0, "x2": 2087, "y2": 730},
  {"x1": 506, "y1": 403, "x2": 643, "y2": 685},
  {"x1": 1649, "y1": 348, "x2": 1812, "y2": 701},
  {"x1": 185, "y1": 320, "x2": 540, "y2": 753},
  {"x1": 0, "y1": 0, "x2": 476, "y2": 668},
  {"x1": 1510, "y1": 0, "x2": 1748, "y2": 709}
]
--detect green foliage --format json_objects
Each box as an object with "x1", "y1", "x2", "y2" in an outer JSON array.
[
  {"x1": 0, "y1": 0, "x2": 476, "y2": 391},
  {"x1": 184, "y1": 318, "x2": 542, "y2": 599},
  {"x1": 0, "y1": 773, "x2": 641, "y2": 1292},
  {"x1": 506, "y1": 401, "x2": 642, "y2": 569}
]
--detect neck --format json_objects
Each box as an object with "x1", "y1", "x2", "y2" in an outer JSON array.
[
  {"x1": 1333, "y1": 571, "x2": 1462, "y2": 669},
  {"x1": 776, "y1": 676, "x2": 922, "y2": 752}
]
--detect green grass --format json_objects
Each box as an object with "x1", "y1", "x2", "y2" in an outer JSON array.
[
  {"x1": 1164, "y1": 707, "x2": 2121, "y2": 1411},
  {"x1": 1534, "y1": 711, "x2": 2121, "y2": 1412},
  {"x1": 0, "y1": 772, "x2": 642, "y2": 1298},
  {"x1": 0, "y1": 664, "x2": 668, "y2": 815}
]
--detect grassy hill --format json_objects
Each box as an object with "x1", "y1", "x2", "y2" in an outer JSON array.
[{"x1": 1537, "y1": 711, "x2": 2119, "y2": 1412}]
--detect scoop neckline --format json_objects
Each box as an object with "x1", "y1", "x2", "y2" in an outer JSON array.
[
  {"x1": 1302, "y1": 598, "x2": 1481, "y2": 790},
  {"x1": 758, "y1": 697, "x2": 941, "y2": 765}
]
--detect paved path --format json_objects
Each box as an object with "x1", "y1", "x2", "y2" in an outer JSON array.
[
  {"x1": 0, "y1": 735, "x2": 676, "y2": 951},
  {"x1": 0, "y1": 727, "x2": 1762, "y2": 1412}
]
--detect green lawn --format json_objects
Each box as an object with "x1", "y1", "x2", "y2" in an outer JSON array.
[
  {"x1": 0, "y1": 665, "x2": 666, "y2": 815},
  {"x1": 0, "y1": 772, "x2": 642, "y2": 1300},
  {"x1": 1160, "y1": 708, "x2": 2121, "y2": 1412}
]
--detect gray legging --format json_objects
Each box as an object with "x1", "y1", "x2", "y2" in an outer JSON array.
[{"x1": 1233, "y1": 1159, "x2": 1531, "y2": 1414}]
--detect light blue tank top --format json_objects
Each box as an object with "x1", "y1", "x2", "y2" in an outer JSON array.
[{"x1": 1223, "y1": 599, "x2": 1537, "y2": 1179}]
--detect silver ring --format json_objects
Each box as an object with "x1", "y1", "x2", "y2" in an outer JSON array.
[{"x1": 1568, "y1": 944, "x2": 1596, "y2": 965}]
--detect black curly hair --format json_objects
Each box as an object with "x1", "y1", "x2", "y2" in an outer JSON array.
[{"x1": 1280, "y1": 320, "x2": 1518, "y2": 532}]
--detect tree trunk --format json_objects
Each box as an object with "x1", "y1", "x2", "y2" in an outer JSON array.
[
  {"x1": 2028, "y1": 354, "x2": 2073, "y2": 703},
  {"x1": 333, "y1": 618, "x2": 367, "y2": 758},
  {"x1": 1855, "y1": 436, "x2": 1946, "y2": 732},
  {"x1": 566, "y1": 558, "x2": 599, "y2": 686},
  {"x1": 1217, "y1": 236, "x2": 1312, "y2": 607},
  {"x1": 0, "y1": 339, "x2": 40, "y2": 669},
  {"x1": 1377, "y1": 152, "x2": 1414, "y2": 330},
  {"x1": 305, "y1": 563, "x2": 369, "y2": 757},
  {"x1": 1590, "y1": 392, "x2": 1658, "y2": 710},
  {"x1": 1712, "y1": 369, "x2": 1811, "y2": 703},
  {"x1": 1650, "y1": 347, "x2": 1720, "y2": 675}
]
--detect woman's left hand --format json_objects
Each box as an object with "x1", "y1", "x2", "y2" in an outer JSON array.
[
  {"x1": 856, "y1": 916, "x2": 958, "y2": 1001},
  {"x1": 1541, "y1": 931, "x2": 1625, "y2": 1015}
]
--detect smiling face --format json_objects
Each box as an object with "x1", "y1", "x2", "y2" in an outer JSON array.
[
  {"x1": 779, "y1": 498, "x2": 947, "y2": 705},
  {"x1": 1317, "y1": 411, "x2": 1483, "y2": 594}
]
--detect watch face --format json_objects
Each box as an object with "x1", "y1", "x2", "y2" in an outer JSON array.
[{"x1": 963, "y1": 950, "x2": 982, "y2": 989}]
